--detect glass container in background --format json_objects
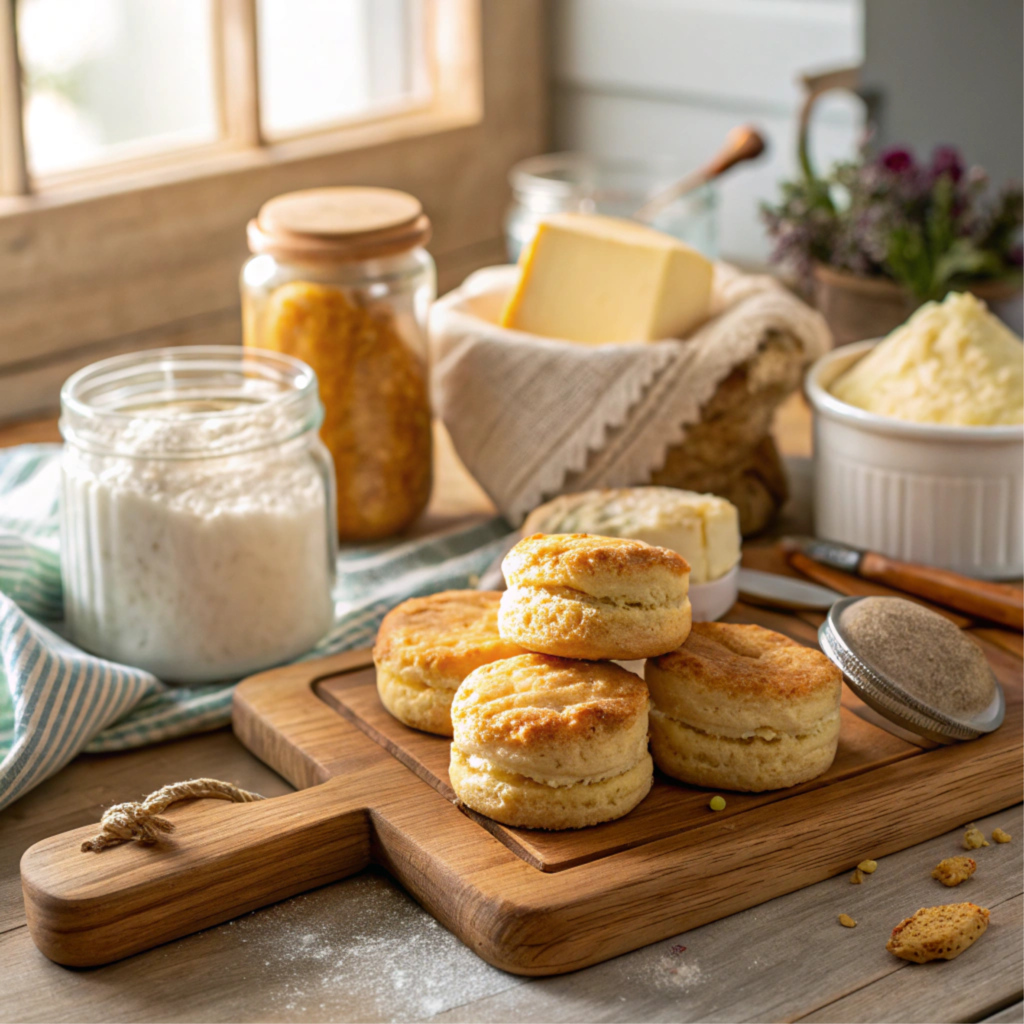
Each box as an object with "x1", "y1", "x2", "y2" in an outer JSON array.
[
  {"x1": 505, "y1": 153, "x2": 719, "y2": 262},
  {"x1": 60, "y1": 347, "x2": 336, "y2": 684},
  {"x1": 242, "y1": 187, "x2": 436, "y2": 541}
]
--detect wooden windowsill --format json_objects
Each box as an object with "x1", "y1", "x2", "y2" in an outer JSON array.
[{"x1": 0, "y1": 101, "x2": 484, "y2": 218}]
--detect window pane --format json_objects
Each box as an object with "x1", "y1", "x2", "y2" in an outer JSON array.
[
  {"x1": 258, "y1": 0, "x2": 430, "y2": 139},
  {"x1": 18, "y1": 0, "x2": 218, "y2": 176}
]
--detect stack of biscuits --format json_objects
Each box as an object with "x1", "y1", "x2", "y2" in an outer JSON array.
[{"x1": 373, "y1": 533, "x2": 842, "y2": 831}]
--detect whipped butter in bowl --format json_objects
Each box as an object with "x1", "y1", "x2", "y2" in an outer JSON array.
[
  {"x1": 829, "y1": 292, "x2": 1023, "y2": 427},
  {"x1": 806, "y1": 293, "x2": 1023, "y2": 578},
  {"x1": 60, "y1": 346, "x2": 336, "y2": 683}
]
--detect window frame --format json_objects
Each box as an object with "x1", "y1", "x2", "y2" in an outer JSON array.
[
  {"x1": 0, "y1": 0, "x2": 28, "y2": 194},
  {"x1": 0, "y1": 0, "x2": 547, "y2": 423},
  {"x1": 2, "y1": 0, "x2": 482, "y2": 199}
]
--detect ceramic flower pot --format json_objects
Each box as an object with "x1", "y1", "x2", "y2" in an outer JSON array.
[{"x1": 813, "y1": 264, "x2": 1022, "y2": 347}]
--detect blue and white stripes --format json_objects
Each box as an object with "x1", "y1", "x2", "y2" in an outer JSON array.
[{"x1": 0, "y1": 444, "x2": 512, "y2": 811}]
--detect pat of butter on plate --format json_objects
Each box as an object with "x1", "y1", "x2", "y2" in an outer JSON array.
[{"x1": 522, "y1": 486, "x2": 740, "y2": 586}]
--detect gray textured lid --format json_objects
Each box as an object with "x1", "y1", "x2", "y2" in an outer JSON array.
[{"x1": 818, "y1": 596, "x2": 1005, "y2": 744}]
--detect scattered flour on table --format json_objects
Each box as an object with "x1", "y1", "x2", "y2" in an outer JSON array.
[
  {"x1": 213, "y1": 871, "x2": 520, "y2": 1022},
  {"x1": 637, "y1": 952, "x2": 705, "y2": 993}
]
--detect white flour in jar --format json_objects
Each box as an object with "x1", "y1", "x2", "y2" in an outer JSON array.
[{"x1": 61, "y1": 411, "x2": 334, "y2": 684}]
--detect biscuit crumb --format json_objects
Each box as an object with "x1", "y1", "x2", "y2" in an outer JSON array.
[
  {"x1": 850, "y1": 869, "x2": 865, "y2": 884},
  {"x1": 857, "y1": 859, "x2": 878, "y2": 873},
  {"x1": 886, "y1": 903, "x2": 990, "y2": 962},
  {"x1": 931, "y1": 856, "x2": 977, "y2": 887},
  {"x1": 992, "y1": 828, "x2": 1011, "y2": 844},
  {"x1": 838, "y1": 914, "x2": 857, "y2": 928},
  {"x1": 964, "y1": 827, "x2": 989, "y2": 850}
]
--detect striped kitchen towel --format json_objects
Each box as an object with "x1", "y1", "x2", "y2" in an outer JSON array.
[{"x1": 0, "y1": 444, "x2": 513, "y2": 812}]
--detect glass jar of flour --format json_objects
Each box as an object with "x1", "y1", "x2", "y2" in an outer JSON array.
[{"x1": 59, "y1": 346, "x2": 336, "y2": 684}]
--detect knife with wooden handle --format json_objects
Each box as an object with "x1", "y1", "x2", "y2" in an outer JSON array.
[{"x1": 781, "y1": 537, "x2": 1024, "y2": 631}]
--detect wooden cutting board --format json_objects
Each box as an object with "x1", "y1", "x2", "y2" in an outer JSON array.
[{"x1": 20, "y1": 601, "x2": 1023, "y2": 976}]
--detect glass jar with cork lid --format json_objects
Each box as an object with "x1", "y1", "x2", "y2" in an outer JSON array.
[{"x1": 242, "y1": 187, "x2": 436, "y2": 540}]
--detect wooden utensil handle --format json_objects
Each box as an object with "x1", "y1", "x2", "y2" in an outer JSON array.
[
  {"x1": 705, "y1": 125, "x2": 766, "y2": 178},
  {"x1": 21, "y1": 779, "x2": 371, "y2": 967},
  {"x1": 785, "y1": 549, "x2": 972, "y2": 626},
  {"x1": 633, "y1": 124, "x2": 766, "y2": 223},
  {"x1": 859, "y1": 552, "x2": 1024, "y2": 631}
]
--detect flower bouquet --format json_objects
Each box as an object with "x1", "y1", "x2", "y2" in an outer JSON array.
[{"x1": 762, "y1": 145, "x2": 1022, "y2": 344}]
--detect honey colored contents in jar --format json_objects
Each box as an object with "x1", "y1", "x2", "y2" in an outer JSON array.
[{"x1": 259, "y1": 280, "x2": 432, "y2": 540}]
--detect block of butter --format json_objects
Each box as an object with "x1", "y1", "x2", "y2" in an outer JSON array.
[
  {"x1": 521, "y1": 486, "x2": 740, "y2": 584},
  {"x1": 500, "y1": 213, "x2": 713, "y2": 344}
]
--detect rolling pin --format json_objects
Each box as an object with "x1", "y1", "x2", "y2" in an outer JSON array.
[{"x1": 781, "y1": 536, "x2": 1024, "y2": 631}]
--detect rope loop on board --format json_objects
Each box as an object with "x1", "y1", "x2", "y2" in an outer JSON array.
[{"x1": 81, "y1": 778, "x2": 264, "y2": 853}]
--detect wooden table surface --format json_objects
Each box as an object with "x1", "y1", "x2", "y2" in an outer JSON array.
[{"x1": 1, "y1": 399, "x2": 1021, "y2": 1024}]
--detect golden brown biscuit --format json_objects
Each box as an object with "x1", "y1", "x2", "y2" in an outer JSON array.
[
  {"x1": 646, "y1": 623, "x2": 842, "y2": 792},
  {"x1": 373, "y1": 590, "x2": 525, "y2": 736},
  {"x1": 886, "y1": 903, "x2": 990, "y2": 962},
  {"x1": 499, "y1": 533, "x2": 692, "y2": 660},
  {"x1": 520, "y1": 486, "x2": 740, "y2": 585},
  {"x1": 449, "y1": 653, "x2": 653, "y2": 829}
]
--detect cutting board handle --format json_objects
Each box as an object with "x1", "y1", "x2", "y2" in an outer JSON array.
[{"x1": 21, "y1": 778, "x2": 371, "y2": 967}]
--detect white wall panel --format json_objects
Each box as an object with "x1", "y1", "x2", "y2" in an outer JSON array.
[
  {"x1": 555, "y1": 90, "x2": 859, "y2": 264},
  {"x1": 553, "y1": 0, "x2": 862, "y2": 114},
  {"x1": 549, "y1": 0, "x2": 864, "y2": 263}
]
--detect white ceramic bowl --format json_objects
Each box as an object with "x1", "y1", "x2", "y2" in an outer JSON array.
[{"x1": 805, "y1": 340, "x2": 1023, "y2": 580}]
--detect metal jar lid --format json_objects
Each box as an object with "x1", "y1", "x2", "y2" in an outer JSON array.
[{"x1": 818, "y1": 596, "x2": 1005, "y2": 744}]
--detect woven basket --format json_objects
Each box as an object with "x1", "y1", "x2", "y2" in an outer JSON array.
[{"x1": 649, "y1": 332, "x2": 802, "y2": 535}]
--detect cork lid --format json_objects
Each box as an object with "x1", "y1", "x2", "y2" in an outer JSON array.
[{"x1": 247, "y1": 187, "x2": 431, "y2": 262}]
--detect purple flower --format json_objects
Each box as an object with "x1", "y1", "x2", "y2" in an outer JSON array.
[
  {"x1": 762, "y1": 146, "x2": 1021, "y2": 297},
  {"x1": 880, "y1": 147, "x2": 915, "y2": 174},
  {"x1": 930, "y1": 145, "x2": 964, "y2": 183}
]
